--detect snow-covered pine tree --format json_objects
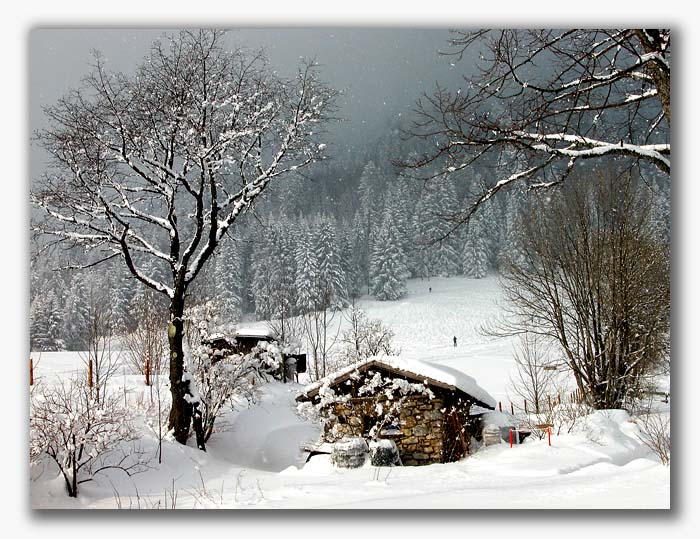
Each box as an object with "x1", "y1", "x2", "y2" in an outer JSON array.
[
  {"x1": 461, "y1": 214, "x2": 490, "y2": 279},
  {"x1": 314, "y1": 215, "x2": 349, "y2": 310},
  {"x1": 386, "y1": 181, "x2": 413, "y2": 259},
  {"x1": 268, "y1": 220, "x2": 301, "y2": 340},
  {"x1": 250, "y1": 227, "x2": 278, "y2": 319},
  {"x1": 338, "y1": 222, "x2": 359, "y2": 301},
  {"x1": 215, "y1": 237, "x2": 243, "y2": 325},
  {"x1": 430, "y1": 178, "x2": 461, "y2": 277},
  {"x1": 30, "y1": 287, "x2": 65, "y2": 351},
  {"x1": 356, "y1": 161, "x2": 385, "y2": 291},
  {"x1": 61, "y1": 272, "x2": 90, "y2": 350},
  {"x1": 109, "y1": 261, "x2": 136, "y2": 334},
  {"x1": 370, "y1": 207, "x2": 409, "y2": 301},
  {"x1": 479, "y1": 194, "x2": 500, "y2": 271},
  {"x1": 499, "y1": 189, "x2": 528, "y2": 271},
  {"x1": 295, "y1": 220, "x2": 321, "y2": 313},
  {"x1": 350, "y1": 212, "x2": 370, "y2": 295},
  {"x1": 410, "y1": 189, "x2": 436, "y2": 280}
]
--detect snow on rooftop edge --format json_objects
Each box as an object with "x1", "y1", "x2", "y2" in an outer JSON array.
[
  {"x1": 300, "y1": 356, "x2": 496, "y2": 409},
  {"x1": 235, "y1": 326, "x2": 278, "y2": 338}
]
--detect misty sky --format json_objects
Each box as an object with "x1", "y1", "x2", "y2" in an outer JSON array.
[{"x1": 29, "y1": 28, "x2": 473, "y2": 178}]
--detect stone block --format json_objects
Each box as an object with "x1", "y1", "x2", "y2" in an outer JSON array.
[{"x1": 413, "y1": 425, "x2": 429, "y2": 437}]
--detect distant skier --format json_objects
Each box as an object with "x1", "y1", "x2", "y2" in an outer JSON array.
[
  {"x1": 453, "y1": 336, "x2": 457, "y2": 347},
  {"x1": 429, "y1": 287, "x2": 432, "y2": 293}
]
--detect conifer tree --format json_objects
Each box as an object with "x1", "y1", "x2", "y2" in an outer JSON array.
[
  {"x1": 370, "y1": 207, "x2": 409, "y2": 301},
  {"x1": 313, "y1": 216, "x2": 349, "y2": 310},
  {"x1": 461, "y1": 215, "x2": 490, "y2": 279},
  {"x1": 350, "y1": 212, "x2": 370, "y2": 295},
  {"x1": 356, "y1": 161, "x2": 385, "y2": 291},
  {"x1": 30, "y1": 288, "x2": 65, "y2": 351},
  {"x1": 295, "y1": 221, "x2": 321, "y2": 312},
  {"x1": 215, "y1": 238, "x2": 243, "y2": 324},
  {"x1": 430, "y1": 179, "x2": 461, "y2": 277},
  {"x1": 61, "y1": 272, "x2": 90, "y2": 350}
]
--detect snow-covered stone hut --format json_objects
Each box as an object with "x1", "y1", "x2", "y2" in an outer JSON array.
[{"x1": 297, "y1": 357, "x2": 496, "y2": 466}]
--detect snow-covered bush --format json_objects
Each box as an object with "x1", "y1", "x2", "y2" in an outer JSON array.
[
  {"x1": 30, "y1": 376, "x2": 147, "y2": 497},
  {"x1": 185, "y1": 307, "x2": 281, "y2": 443},
  {"x1": 369, "y1": 439, "x2": 400, "y2": 466}
]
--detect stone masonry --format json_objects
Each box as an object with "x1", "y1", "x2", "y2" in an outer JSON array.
[{"x1": 324, "y1": 394, "x2": 447, "y2": 466}]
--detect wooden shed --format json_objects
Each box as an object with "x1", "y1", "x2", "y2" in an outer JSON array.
[{"x1": 296, "y1": 357, "x2": 496, "y2": 466}]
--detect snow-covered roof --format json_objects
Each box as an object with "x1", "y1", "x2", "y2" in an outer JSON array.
[
  {"x1": 298, "y1": 356, "x2": 496, "y2": 409},
  {"x1": 235, "y1": 326, "x2": 279, "y2": 339}
]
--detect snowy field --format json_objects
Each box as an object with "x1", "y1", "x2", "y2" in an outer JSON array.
[{"x1": 29, "y1": 275, "x2": 670, "y2": 509}]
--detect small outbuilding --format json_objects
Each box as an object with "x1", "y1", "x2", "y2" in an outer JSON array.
[
  {"x1": 205, "y1": 327, "x2": 306, "y2": 381},
  {"x1": 296, "y1": 357, "x2": 496, "y2": 466}
]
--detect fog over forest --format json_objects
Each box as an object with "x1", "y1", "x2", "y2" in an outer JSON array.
[
  {"x1": 30, "y1": 28, "x2": 471, "y2": 180},
  {"x1": 29, "y1": 28, "x2": 670, "y2": 353}
]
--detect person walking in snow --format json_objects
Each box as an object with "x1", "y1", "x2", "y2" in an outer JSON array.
[{"x1": 453, "y1": 336, "x2": 457, "y2": 347}]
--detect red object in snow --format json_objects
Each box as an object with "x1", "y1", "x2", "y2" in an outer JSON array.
[{"x1": 509, "y1": 428, "x2": 513, "y2": 448}]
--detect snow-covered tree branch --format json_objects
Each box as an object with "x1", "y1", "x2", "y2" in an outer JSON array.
[{"x1": 403, "y1": 29, "x2": 670, "y2": 231}]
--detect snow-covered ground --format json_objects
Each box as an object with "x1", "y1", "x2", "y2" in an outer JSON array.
[{"x1": 29, "y1": 275, "x2": 670, "y2": 509}]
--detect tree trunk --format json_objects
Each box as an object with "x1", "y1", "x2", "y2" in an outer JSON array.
[
  {"x1": 167, "y1": 295, "x2": 193, "y2": 445},
  {"x1": 167, "y1": 293, "x2": 207, "y2": 450},
  {"x1": 635, "y1": 30, "x2": 671, "y2": 129},
  {"x1": 70, "y1": 435, "x2": 77, "y2": 498}
]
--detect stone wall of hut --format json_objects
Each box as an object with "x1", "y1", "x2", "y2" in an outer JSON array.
[{"x1": 323, "y1": 394, "x2": 451, "y2": 466}]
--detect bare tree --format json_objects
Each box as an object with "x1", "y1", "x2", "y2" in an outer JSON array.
[
  {"x1": 32, "y1": 30, "x2": 336, "y2": 449},
  {"x1": 301, "y1": 304, "x2": 340, "y2": 381},
  {"x1": 404, "y1": 29, "x2": 670, "y2": 233},
  {"x1": 499, "y1": 169, "x2": 670, "y2": 409},
  {"x1": 333, "y1": 303, "x2": 399, "y2": 372},
  {"x1": 507, "y1": 333, "x2": 557, "y2": 416}
]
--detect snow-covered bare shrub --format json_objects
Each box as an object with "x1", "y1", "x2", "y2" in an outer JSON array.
[
  {"x1": 507, "y1": 333, "x2": 556, "y2": 416},
  {"x1": 636, "y1": 411, "x2": 671, "y2": 465},
  {"x1": 30, "y1": 376, "x2": 147, "y2": 497},
  {"x1": 121, "y1": 289, "x2": 168, "y2": 377},
  {"x1": 330, "y1": 306, "x2": 399, "y2": 374}
]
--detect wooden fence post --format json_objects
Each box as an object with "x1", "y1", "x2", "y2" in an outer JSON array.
[
  {"x1": 145, "y1": 357, "x2": 151, "y2": 387},
  {"x1": 29, "y1": 357, "x2": 34, "y2": 386},
  {"x1": 498, "y1": 401, "x2": 502, "y2": 412},
  {"x1": 88, "y1": 358, "x2": 93, "y2": 388}
]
